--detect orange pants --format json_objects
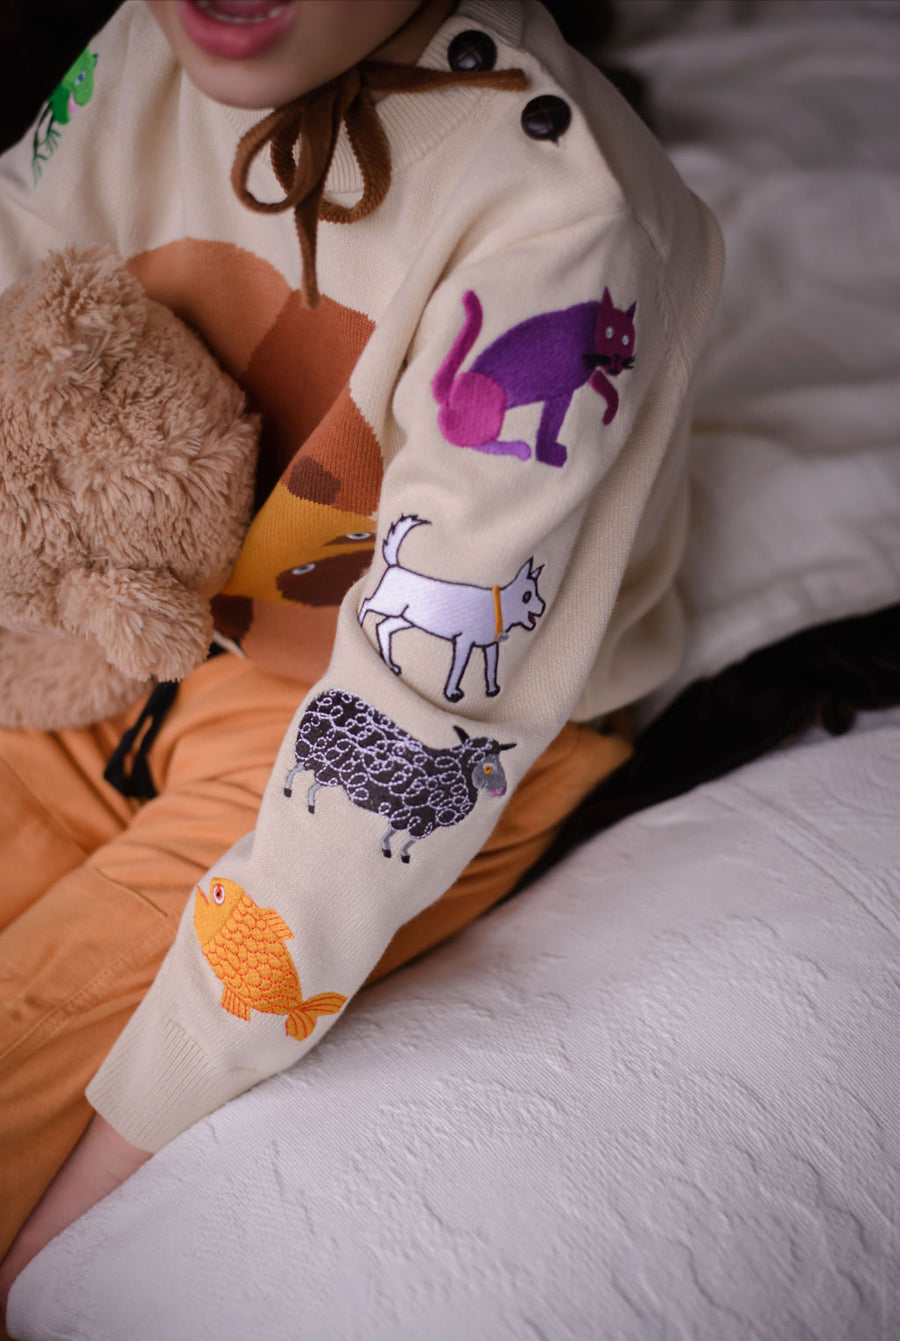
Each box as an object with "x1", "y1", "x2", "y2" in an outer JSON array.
[{"x1": 0, "y1": 653, "x2": 628, "y2": 1255}]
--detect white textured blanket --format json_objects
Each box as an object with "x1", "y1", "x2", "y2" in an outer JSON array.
[{"x1": 11, "y1": 710, "x2": 900, "y2": 1340}]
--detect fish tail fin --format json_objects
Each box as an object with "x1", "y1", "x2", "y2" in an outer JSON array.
[
  {"x1": 285, "y1": 992, "x2": 347, "y2": 1041},
  {"x1": 305, "y1": 992, "x2": 347, "y2": 1016},
  {"x1": 431, "y1": 290, "x2": 483, "y2": 406}
]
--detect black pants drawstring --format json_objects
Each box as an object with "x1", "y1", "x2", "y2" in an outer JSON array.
[
  {"x1": 103, "y1": 644, "x2": 227, "y2": 800},
  {"x1": 103, "y1": 679, "x2": 179, "y2": 800}
]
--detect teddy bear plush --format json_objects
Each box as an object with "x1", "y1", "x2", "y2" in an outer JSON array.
[{"x1": 0, "y1": 244, "x2": 258, "y2": 730}]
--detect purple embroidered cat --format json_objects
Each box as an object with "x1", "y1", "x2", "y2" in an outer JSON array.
[{"x1": 431, "y1": 288, "x2": 636, "y2": 468}]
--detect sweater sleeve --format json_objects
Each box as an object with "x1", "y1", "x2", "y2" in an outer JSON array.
[{"x1": 87, "y1": 202, "x2": 711, "y2": 1151}]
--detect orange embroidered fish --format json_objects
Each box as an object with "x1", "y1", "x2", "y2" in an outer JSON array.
[{"x1": 194, "y1": 877, "x2": 346, "y2": 1041}]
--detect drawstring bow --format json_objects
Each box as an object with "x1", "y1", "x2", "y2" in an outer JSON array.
[{"x1": 231, "y1": 59, "x2": 527, "y2": 307}]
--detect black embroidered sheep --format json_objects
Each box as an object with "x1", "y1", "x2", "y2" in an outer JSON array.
[{"x1": 283, "y1": 689, "x2": 515, "y2": 863}]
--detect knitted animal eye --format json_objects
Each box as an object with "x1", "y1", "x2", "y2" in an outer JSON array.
[
  {"x1": 484, "y1": 764, "x2": 494, "y2": 775},
  {"x1": 606, "y1": 326, "x2": 614, "y2": 339},
  {"x1": 291, "y1": 563, "x2": 315, "y2": 575},
  {"x1": 345, "y1": 532, "x2": 373, "y2": 541},
  {"x1": 213, "y1": 882, "x2": 226, "y2": 905}
]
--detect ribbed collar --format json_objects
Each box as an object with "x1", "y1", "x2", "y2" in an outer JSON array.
[{"x1": 220, "y1": 0, "x2": 525, "y2": 200}]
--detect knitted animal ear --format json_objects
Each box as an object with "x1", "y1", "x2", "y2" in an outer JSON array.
[{"x1": 4, "y1": 244, "x2": 148, "y2": 404}]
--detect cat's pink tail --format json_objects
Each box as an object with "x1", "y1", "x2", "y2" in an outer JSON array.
[{"x1": 431, "y1": 290, "x2": 483, "y2": 405}]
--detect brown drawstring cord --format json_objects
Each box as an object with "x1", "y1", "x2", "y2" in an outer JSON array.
[{"x1": 231, "y1": 60, "x2": 527, "y2": 307}]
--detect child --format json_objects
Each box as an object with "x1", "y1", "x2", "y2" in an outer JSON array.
[{"x1": 0, "y1": 0, "x2": 722, "y2": 1304}]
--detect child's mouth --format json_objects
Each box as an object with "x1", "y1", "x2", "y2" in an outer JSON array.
[
  {"x1": 178, "y1": 0, "x2": 295, "y2": 59},
  {"x1": 196, "y1": 1, "x2": 288, "y2": 22}
]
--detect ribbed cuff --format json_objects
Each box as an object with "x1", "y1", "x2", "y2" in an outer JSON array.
[{"x1": 87, "y1": 1015, "x2": 264, "y2": 1153}]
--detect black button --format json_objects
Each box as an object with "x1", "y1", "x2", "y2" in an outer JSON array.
[
  {"x1": 521, "y1": 95, "x2": 572, "y2": 143},
  {"x1": 448, "y1": 30, "x2": 497, "y2": 73}
]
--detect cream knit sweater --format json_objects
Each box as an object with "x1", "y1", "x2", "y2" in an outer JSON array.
[{"x1": 0, "y1": 1, "x2": 722, "y2": 1150}]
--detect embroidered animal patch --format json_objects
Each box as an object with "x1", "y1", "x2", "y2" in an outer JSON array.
[
  {"x1": 358, "y1": 516, "x2": 544, "y2": 702},
  {"x1": 32, "y1": 47, "x2": 98, "y2": 183},
  {"x1": 283, "y1": 689, "x2": 515, "y2": 863},
  {"x1": 194, "y1": 877, "x2": 346, "y2": 1039},
  {"x1": 431, "y1": 288, "x2": 636, "y2": 467},
  {"x1": 356, "y1": 514, "x2": 541, "y2": 702}
]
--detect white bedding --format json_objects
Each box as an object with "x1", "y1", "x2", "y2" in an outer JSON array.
[
  {"x1": 11, "y1": 710, "x2": 900, "y2": 1340},
  {"x1": 622, "y1": 0, "x2": 900, "y2": 719},
  {"x1": 9, "y1": 2, "x2": 900, "y2": 1337}
]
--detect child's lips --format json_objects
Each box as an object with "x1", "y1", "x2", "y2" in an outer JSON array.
[{"x1": 177, "y1": 0, "x2": 296, "y2": 60}]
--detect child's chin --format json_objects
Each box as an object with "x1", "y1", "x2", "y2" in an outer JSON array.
[{"x1": 182, "y1": 59, "x2": 313, "y2": 112}]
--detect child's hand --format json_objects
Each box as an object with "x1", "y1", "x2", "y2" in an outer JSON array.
[{"x1": 0, "y1": 1113, "x2": 150, "y2": 1316}]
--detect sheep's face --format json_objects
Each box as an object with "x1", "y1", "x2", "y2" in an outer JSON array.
[{"x1": 471, "y1": 752, "x2": 508, "y2": 798}]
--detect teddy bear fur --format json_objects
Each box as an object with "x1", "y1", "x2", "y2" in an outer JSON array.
[{"x1": 0, "y1": 244, "x2": 258, "y2": 729}]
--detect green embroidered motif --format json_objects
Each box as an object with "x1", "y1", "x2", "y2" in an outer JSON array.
[{"x1": 32, "y1": 48, "x2": 98, "y2": 183}]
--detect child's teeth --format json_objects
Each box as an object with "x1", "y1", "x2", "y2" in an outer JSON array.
[{"x1": 195, "y1": 1, "x2": 287, "y2": 24}]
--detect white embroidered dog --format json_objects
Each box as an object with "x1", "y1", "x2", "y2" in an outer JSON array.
[{"x1": 358, "y1": 514, "x2": 545, "y2": 702}]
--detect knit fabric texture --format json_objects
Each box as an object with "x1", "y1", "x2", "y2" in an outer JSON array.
[{"x1": 0, "y1": 0, "x2": 723, "y2": 1149}]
